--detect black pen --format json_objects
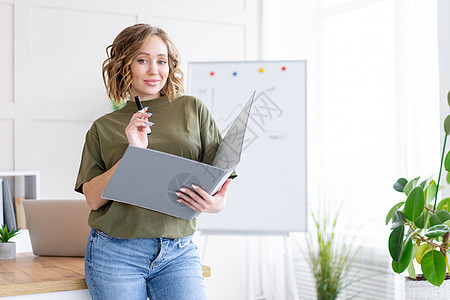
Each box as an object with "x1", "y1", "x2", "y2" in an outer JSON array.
[{"x1": 134, "y1": 96, "x2": 152, "y2": 135}]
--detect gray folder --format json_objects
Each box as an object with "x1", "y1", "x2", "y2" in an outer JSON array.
[{"x1": 102, "y1": 92, "x2": 255, "y2": 220}]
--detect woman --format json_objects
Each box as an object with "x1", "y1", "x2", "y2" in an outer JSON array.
[{"x1": 75, "y1": 23, "x2": 233, "y2": 300}]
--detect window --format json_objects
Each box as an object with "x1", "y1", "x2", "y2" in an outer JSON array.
[
  {"x1": 260, "y1": 1, "x2": 439, "y2": 298},
  {"x1": 317, "y1": 0, "x2": 439, "y2": 243}
]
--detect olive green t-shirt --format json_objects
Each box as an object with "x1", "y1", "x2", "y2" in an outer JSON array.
[{"x1": 75, "y1": 95, "x2": 229, "y2": 239}]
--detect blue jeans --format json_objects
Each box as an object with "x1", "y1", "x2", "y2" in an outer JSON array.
[{"x1": 85, "y1": 229, "x2": 207, "y2": 300}]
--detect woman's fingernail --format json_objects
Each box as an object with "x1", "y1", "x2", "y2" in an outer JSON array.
[
  {"x1": 191, "y1": 184, "x2": 198, "y2": 190},
  {"x1": 177, "y1": 199, "x2": 182, "y2": 202},
  {"x1": 149, "y1": 122, "x2": 154, "y2": 125},
  {"x1": 175, "y1": 192, "x2": 181, "y2": 197},
  {"x1": 146, "y1": 124, "x2": 150, "y2": 127},
  {"x1": 180, "y1": 188, "x2": 186, "y2": 193},
  {"x1": 144, "y1": 106, "x2": 148, "y2": 109},
  {"x1": 147, "y1": 113, "x2": 152, "y2": 116}
]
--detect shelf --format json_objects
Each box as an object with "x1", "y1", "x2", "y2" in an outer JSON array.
[{"x1": 0, "y1": 171, "x2": 40, "y2": 200}]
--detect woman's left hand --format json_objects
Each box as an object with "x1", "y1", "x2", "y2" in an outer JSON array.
[{"x1": 176, "y1": 179, "x2": 232, "y2": 213}]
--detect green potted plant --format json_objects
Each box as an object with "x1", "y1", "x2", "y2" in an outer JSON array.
[
  {"x1": 386, "y1": 91, "x2": 450, "y2": 297},
  {"x1": 305, "y1": 207, "x2": 357, "y2": 300},
  {"x1": 0, "y1": 224, "x2": 20, "y2": 260}
]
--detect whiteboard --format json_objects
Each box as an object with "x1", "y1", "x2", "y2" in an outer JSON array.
[{"x1": 188, "y1": 61, "x2": 307, "y2": 234}]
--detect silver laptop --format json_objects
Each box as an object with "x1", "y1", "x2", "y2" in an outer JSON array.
[
  {"x1": 23, "y1": 200, "x2": 91, "y2": 257},
  {"x1": 102, "y1": 92, "x2": 256, "y2": 220}
]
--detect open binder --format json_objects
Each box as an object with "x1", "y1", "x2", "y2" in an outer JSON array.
[{"x1": 102, "y1": 92, "x2": 255, "y2": 220}]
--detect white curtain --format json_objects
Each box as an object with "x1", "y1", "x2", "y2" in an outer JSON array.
[{"x1": 258, "y1": 0, "x2": 439, "y2": 299}]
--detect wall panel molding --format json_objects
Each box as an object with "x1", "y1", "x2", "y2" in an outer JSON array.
[
  {"x1": 149, "y1": 4, "x2": 247, "y2": 24},
  {"x1": 0, "y1": 103, "x2": 14, "y2": 119},
  {"x1": 32, "y1": 0, "x2": 140, "y2": 16},
  {"x1": 0, "y1": 120, "x2": 14, "y2": 170},
  {"x1": 14, "y1": 0, "x2": 32, "y2": 170},
  {"x1": 0, "y1": 2, "x2": 14, "y2": 103}
]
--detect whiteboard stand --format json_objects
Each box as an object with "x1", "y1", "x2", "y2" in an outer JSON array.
[
  {"x1": 199, "y1": 234, "x2": 209, "y2": 263},
  {"x1": 198, "y1": 231, "x2": 300, "y2": 300},
  {"x1": 246, "y1": 236, "x2": 255, "y2": 300},
  {"x1": 284, "y1": 235, "x2": 300, "y2": 300}
]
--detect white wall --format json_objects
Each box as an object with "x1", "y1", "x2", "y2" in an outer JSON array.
[
  {"x1": 439, "y1": 0, "x2": 450, "y2": 154},
  {"x1": 438, "y1": 0, "x2": 450, "y2": 203}
]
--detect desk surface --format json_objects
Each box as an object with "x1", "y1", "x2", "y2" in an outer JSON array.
[
  {"x1": 0, "y1": 253, "x2": 211, "y2": 297},
  {"x1": 0, "y1": 253, "x2": 86, "y2": 297}
]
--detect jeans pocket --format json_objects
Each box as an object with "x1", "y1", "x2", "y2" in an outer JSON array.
[
  {"x1": 85, "y1": 229, "x2": 95, "y2": 265},
  {"x1": 96, "y1": 229, "x2": 126, "y2": 240}
]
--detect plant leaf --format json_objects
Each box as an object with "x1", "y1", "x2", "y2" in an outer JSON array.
[
  {"x1": 404, "y1": 186, "x2": 425, "y2": 222},
  {"x1": 437, "y1": 198, "x2": 450, "y2": 211},
  {"x1": 447, "y1": 173, "x2": 450, "y2": 185},
  {"x1": 385, "y1": 202, "x2": 405, "y2": 225},
  {"x1": 425, "y1": 224, "x2": 449, "y2": 238},
  {"x1": 404, "y1": 177, "x2": 419, "y2": 196},
  {"x1": 421, "y1": 250, "x2": 446, "y2": 286},
  {"x1": 391, "y1": 221, "x2": 406, "y2": 230},
  {"x1": 407, "y1": 256, "x2": 416, "y2": 279},
  {"x1": 390, "y1": 211, "x2": 407, "y2": 230},
  {"x1": 392, "y1": 237, "x2": 413, "y2": 273},
  {"x1": 445, "y1": 151, "x2": 450, "y2": 172},
  {"x1": 419, "y1": 176, "x2": 432, "y2": 190},
  {"x1": 415, "y1": 212, "x2": 426, "y2": 229},
  {"x1": 389, "y1": 226, "x2": 404, "y2": 261},
  {"x1": 394, "y1": 178, "x2": 408, "y2": 193},
  {"x1": 416, "y1": 243, "x2": 432, "y2": 264},
  {"x1": 424, "y1": 180, "x2": 437, "y2": 205},
  {"x1": 0, "y1": 224, "x2": 20, "y2": 242},
  {"x1": 428, "y1": 224, "x2": 448, "y2": 231},
  {"x1": 430, "y1": 210, "x2": 450, "y2": 226},
  {"x1": 393, "y1": 210, "x2": 406, "y2": 223},
  {"x1": 445, "y1": 115, "x2": 450, "y2": 136}
]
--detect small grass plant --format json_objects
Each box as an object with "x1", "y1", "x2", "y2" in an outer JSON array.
[
  {"x1": 305, "y1": 207, "x2": 358, "y2": 300},
  {"x1": 0, "y1": 224, "x2": 20, "y2": 243}
]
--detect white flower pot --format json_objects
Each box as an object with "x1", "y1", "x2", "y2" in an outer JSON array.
[
  {"x1": 404, "y1": 275, "x2": 450, "y2": 300},
  {"x1": 0, "y1": 242, "x2": 16, "y2": 259}
]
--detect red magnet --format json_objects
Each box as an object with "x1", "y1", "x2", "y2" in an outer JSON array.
[
  {"x1": 210, "y1": 71, "x2": 215, "y2": 76},
  {"x1": 281, "y1": 66, "x2": 287, "y2": 71}
]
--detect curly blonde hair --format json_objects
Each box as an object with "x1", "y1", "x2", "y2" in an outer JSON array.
[{"x1": 102, "y1": 24, "x2": 184, "y2": 104}]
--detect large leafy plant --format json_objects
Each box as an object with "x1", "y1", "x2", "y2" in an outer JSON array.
[{"x1": 386, "y1": 91, "x2": 450, "y2": 286}]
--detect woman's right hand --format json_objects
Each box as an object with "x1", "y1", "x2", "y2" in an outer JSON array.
[{"x1": 125, "y1": 107, "x2": 153, "y2": 148}]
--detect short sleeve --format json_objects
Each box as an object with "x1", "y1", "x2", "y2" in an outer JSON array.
[{"x1": 74, "y1": 123, "x2": 107, "y2": 194}]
